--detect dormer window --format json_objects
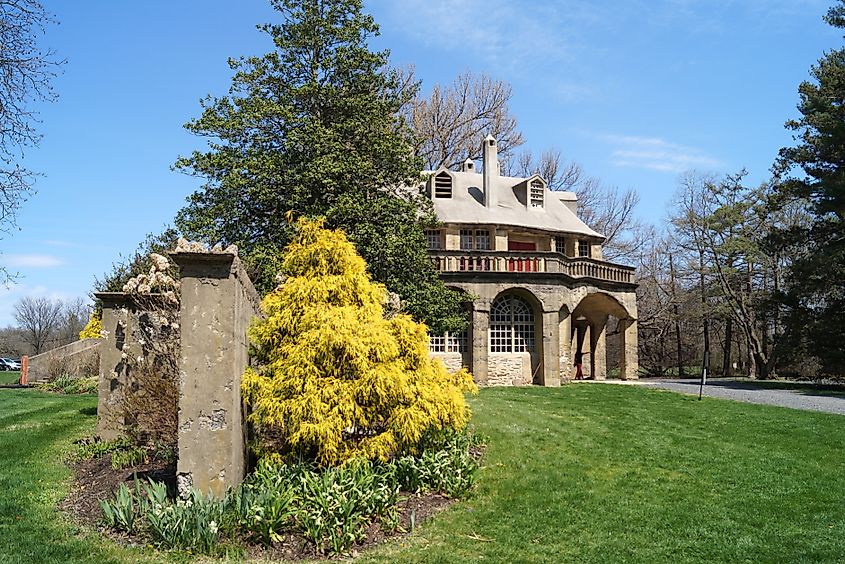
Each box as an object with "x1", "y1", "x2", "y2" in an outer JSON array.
[
  {"x1": 530, "y1": 180, "x2": 544, "y2": 208},
  {"x1": 434, "y1": 172, "x2": 452, "y2": 198}
]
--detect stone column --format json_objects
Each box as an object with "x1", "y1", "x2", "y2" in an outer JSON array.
[
  {"x1": 591, "y1": 316, "x2": 608, "y2": 380},
  {"x1": 559, "y1": 311, "x2": 571, "y2": 383},
  {"x1": 471, "y1": 306, "x2": 489, "y2": 385},
  {"x1": 539, "y1": 311, "x2": 561, "y2": 387},
  {"x1": 171, "y1": 251, "x2": 260, "y2": 498},
  {"x1": 95, "y1": 292, "x2": 134, "y2": 441},
  {"x1": 581, "y1": 324, "x2": 592, "y2": 378},
  {"x1": 619, "y1": 318, "x2": 639, "y2": 380}
]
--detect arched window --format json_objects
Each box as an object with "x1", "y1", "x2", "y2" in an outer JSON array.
[{"x1": 489, "y1": 295, "x2": 535, "y2": 353}]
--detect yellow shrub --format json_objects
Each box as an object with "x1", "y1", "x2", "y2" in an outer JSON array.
[
  {"x1": 79, "y1": 310, "x2": 103, "y2": 340},
  {"x1": 243, "y1": 218, "x2": 477, "y2": 466}
]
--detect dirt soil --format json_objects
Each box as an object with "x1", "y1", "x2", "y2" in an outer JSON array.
[{"x1": 62, "y1": 454, "x2": 455, "y2": 561}]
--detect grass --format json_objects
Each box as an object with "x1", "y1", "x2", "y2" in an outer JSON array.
[
  {"x1": 0, "y1": 388, "x2": 162, "y2": 564},
  {"x1": 0, "y1": 370, "x2": 20, "y2": 385},
  {"x1": 365, "y1": 385, "x2": 845, "y2": 563},
  {"x1": 1, "y1": 385, "x2": 843, "y2": 563}
]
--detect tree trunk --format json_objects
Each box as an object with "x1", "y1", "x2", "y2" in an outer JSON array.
[
  {"x1": 699, "y1": 249, "x2": 710, "y2": 379},
  {"x1": 669, "y1": 254, "x2": 684, "y2": 378},
  {"x1": 722, "y1": 318, "x2": 733, "y2": 376}
]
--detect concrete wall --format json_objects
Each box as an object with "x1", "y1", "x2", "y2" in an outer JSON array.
[
  {"x1": 172, "y1": 251, "x2": 261, "y2": 498},
  {"x1": 27, "y1": 338, "x2": 101, "y2": 383}
]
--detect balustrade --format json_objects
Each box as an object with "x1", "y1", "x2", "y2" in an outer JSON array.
[{"x1": 431, "y1": 251, "x2": 634, "y2": 284}]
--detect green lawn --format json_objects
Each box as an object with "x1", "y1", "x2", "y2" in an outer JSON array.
[
  {"x1": 0, "y1": 389, "x2": 161, "y2": 564},
  {"x1": 1, "y1": 385, "x2": 843, "y2": 563},
  {"x1": 365, "y1": 385, "x2": 845, "y2": 563},
  {"x1": 0, "y1": 371, "x2": 20, "y2": 385}
]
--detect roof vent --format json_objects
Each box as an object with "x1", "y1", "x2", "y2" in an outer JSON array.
[
  {"x1": 434, "y1": 172, "x2": 452, "y2": 198},
  {"x1": 461, "y1": 158, "x2": 475, "y2": 173}
]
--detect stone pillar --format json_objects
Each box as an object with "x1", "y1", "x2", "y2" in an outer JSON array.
[
  {"x1": 539, "y1": 311, "x2": 560, "y2": 387},
  {"x1": 95, "y1": 292, "x2": 134, "y2": 441},
  {"x1": 471, "y1": 306, "x2": 489, "y2": 385},
  {"x1": 559, "y1": 311, "x2": 571, "y2": 383},
  {"x1": 619, "y1": 318, "x2": 639, "y2": 380},
  {"x1": 171, "y1": 251, "x2": 260, "y2": 498},
  {"x1": 581, "y1": 324, "x2": 592, "y2": 378},
  {"x1": 591, "y1": 316, "x2": 608, "y2": 380}
]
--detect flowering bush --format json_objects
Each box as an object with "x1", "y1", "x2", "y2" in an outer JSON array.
[
  {"x1": 242, "y1": 218, "x2": 477, "y2": 466},
  {"x1": 117, "y1": 252, "x2": 181, "y2": 447}
]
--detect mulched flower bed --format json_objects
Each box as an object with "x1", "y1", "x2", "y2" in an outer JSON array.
[{"x1": 61, "y1": 453, "x2": 456, "y2": 560}]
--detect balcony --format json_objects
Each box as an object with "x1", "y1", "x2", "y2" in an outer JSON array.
[{"x1": 430, "y1": 251, "x2": 635, "y2": 285}]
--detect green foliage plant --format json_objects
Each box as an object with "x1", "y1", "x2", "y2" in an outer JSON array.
[
  {"x1": 99, "y1": 483, "x2": 137, "y2": 533},
  {"x1": 174, "y1": 0, "x2": 466, "y2": 333},
  {"x1": 242, "y1": 218, "x2": 477, "y2": 466}
]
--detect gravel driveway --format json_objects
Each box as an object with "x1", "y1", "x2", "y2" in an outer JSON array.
[{"x1": 633, "y1": 378, "x2": 845, "y2": 416}]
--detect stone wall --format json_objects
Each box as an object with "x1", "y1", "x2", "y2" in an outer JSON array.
[
  {"x1": 430, "y1": 352, "x2": 468, "y2": 373},
  {"x1": 95, "y1": 250, "x2": 261, "y2": 498},
  {"x1": 488, "y1": 354, "x2": 530, "y2": 386},
  {"x1": 27, "y1": 338, "x2": 101, "y2": 383}
]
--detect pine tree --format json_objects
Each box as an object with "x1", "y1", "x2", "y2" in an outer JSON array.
[
  {"x1": 175, "y1": 0, "x2": 465, "y2": 333},
  {"x1": 242, "y1": 219, "x2": 476, "y2": 466},
  {"x1": 774, "y1": 0, "x2": 845, "y2": 374}
]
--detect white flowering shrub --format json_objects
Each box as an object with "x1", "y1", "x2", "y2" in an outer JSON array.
[{"x1": 118, "y1": 252, "x2": 181, "y2": 448}]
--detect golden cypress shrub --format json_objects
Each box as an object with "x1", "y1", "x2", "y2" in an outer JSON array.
[
  {"x1": 243, "y1": 218, "x2": 477, "y2": 466},
  {"x1": 79, "y1": 310, "x2": 103, "y2": 340}
]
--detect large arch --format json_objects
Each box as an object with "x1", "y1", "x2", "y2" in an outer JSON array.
[
  {"x1": 487, "y1": 287, "x2": 544, "y2": 386},
  {"x1": 569, "y1": 291, "x2": 638, "y2": 381}
]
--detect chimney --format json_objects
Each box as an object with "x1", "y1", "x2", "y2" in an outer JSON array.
[
  {"x1": 482, "y1": 135, "x2": 498, "y2": 208},
  {"x1": 461, "y1": 158, "x2": 475, "y2": 173}
]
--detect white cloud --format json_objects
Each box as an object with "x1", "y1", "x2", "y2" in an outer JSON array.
[
  {"x1": 601, "y1": 134, "x2": 721, "y2": 173},
  {"x1": 374, "y1": 0, "x2": 580, "y2": 74},
  {"x1": 3, "y1": 254, "x2": 65, "y2": 268}
]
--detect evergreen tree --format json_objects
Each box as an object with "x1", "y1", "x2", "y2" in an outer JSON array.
[
  {"x1": 774, "y1": 0, "x2": 845, "y2": 374},
  {"x1": 242, "y1": 218, "x2": 476, "y2": 465},
  {"x1": 175, "y1": 0, "x2": 465, "y2": 333}
]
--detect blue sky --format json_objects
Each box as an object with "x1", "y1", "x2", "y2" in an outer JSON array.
[{"x1": 0, "y1": 0, "x2": 839, "y2": 326}]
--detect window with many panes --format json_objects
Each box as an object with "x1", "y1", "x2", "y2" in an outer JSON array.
[
  {"x1": 460, "y1": 228, "x2": 491, "y2": 250},
  {"x1": 530, "y1": 180, "x2": 544, "y2": 208},
  {"x1": 489, "y1": 295, "x2": 535, "y2": 353},
  {"x1": 428, "y1": 330, "x2": 468, "y2": 353},
  {"x1": 425, "y1": 229, "x2": 442, "y2": 250},
  {"x1": 578, "y1": 240, "x2": 590, "y2": 257},
  {"x1": 554, "y1": 235, "x2": 566, "y2": 255}
]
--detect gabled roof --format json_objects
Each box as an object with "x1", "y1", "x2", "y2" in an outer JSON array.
[{"x1": 422, "y1": 168, "x2": 604, "y2": 239}]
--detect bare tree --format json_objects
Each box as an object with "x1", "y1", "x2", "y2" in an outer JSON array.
[
  {"x1": 404, "y1": 71, "x2": 524, "y2": 170},
  {"x1": 507, "y1": 147, "x2": 648, "y2": 263},
  {"x1": 55, "y1": 297, "x2": 90, "y2": 346},
  {"x1": 13, "y1": 295, "x2": 63, "y2": 354},
  {"x1": 0, "y1": 0, "x2": 61, "y2": 277}
]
